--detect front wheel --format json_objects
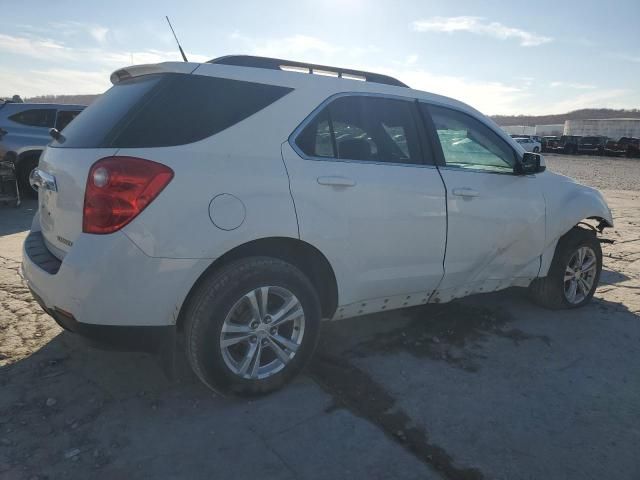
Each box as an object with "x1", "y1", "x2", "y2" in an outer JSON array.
[
  {"x1": 529, "y1": 227, "x2": 602, "y2": 309},
  {"x1": 184, "y1": 257, "x2": 321, "y2": 395}
]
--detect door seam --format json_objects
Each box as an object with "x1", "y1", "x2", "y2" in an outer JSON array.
[{"x1": 280, "y1": 141, "x2": 301, "y2": 239}]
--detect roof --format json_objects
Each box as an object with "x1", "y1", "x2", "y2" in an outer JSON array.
[{"x1": 208, "y1": 55, "x2": 409, "y2": 88}]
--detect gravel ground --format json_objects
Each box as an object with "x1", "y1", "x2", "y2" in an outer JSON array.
[
  {"x1": 1, "y1": 157, "x2": 639, "y2": 479},
  {"x1": 545, "y1": 153, "x2": 640, "y2": 191}
]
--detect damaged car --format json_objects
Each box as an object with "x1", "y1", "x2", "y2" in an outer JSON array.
[{"x1": 22, "y1": 55, "x2": 613, "y2": 395}]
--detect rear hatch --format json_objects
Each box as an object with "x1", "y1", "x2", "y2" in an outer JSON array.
[{"x1": 38, "y1": 63, "x2": 196, "y2": 258}]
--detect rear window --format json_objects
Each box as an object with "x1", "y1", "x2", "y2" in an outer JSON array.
[
  {"x1": 55, "y1": 73, "x2": 293, "y2": 148},
  {"x1": 9, "y1": 108, "x2": 56, "y2": 128}
]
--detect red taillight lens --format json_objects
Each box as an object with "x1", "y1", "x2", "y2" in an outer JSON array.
[{"x1": 83, "y1": 156, "x2": 174, "y2": 234}]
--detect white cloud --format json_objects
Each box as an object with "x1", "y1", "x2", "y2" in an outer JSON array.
[
  {"x1": 2, "y1": 26, "x2": 632, "y2": 115},
  {"x1": 0, "y1": 33, "x2": 73, "y2": 60},
  {"x1": 230, "y1": 33, "x2": 532, "y2": 115},
  {"x1": 0, "y1": 68, "x2": 111, "y2": 97},
  {"x1": 543, "y1": 89, "x2": 631, "y2": 114},
  {"x1": 550, "y1": 81, "x2": 596, "y2": 89},
  {"x1": 411, "y1": 16, "x2": 552, "y2": 47},
  {"x1": 0, "y1": 32, "x2": 210, "y2": 96},
  {"x1": 101, "y1": 49, "x2": 209, "y2": 67},
  {"x1": 89, "y1": 26, "x2": 109, "y2": 44},
  {"x1": 383, "y1": 67, "x2": 530, "y2": 115},
  {"x1": 610, "y1": 52, "x2": 640, "y2": 63},
  {"x1": 228, "y1": 32, "x2": 380, "y2": 64},
  {"x1": 405, "y1": 54, "x2": 419, "y2": 66},
  {"x1": 230, "y1": 32, "x2": 340, "y2": 60}
]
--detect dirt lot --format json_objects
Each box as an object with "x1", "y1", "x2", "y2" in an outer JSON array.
[{"x1": 1, "y1": 154, "x2": 639, "y2": 479}]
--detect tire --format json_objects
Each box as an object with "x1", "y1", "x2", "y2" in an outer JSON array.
[
  {"x1": 17, "y1": 155, "x2": 39, "y2": 199},
  {"x1": 529, "y1": 227, "x2": 602, "y2": 309},
  {"x1": 533, "y1": 147, "x2": 540, "y2": 153},
  {"x1": 184, "y1": 257, "x2": 321, "y2": 396}
]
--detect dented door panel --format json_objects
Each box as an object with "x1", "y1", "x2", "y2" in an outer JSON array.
[{"x1": 433, "y1": 168, "x2": 546, "y2": 302}]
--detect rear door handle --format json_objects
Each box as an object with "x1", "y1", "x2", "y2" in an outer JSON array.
[
  {"x1": 317, "y1": 176, "x2": 356, "y2": 187},
  {"x1": 452, "y1": 187, "x2": 479, "y2": 197}
]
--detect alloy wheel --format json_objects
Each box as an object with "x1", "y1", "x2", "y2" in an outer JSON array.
[
  {"x1": 220, "y1": 286, "x2": 305, "y2": 380},
  {"x1": 564, "y1": 246, "x2": 597, "y2": 304}
]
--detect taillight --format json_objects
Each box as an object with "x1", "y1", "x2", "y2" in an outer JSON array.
[{"x1": 83, "y1": 156, "x2": 174, "y2": 234}]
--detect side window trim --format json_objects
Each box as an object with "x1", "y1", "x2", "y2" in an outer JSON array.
[
  {"x1": 326, "y1": 108, "x2": 339, "y2": 158},
  {"x1": 290, "y1": 92, "x2": 435, "y2": 168},
  {"x1": 414, "y1": 100, "x2": 446, "y2": 167},
  {"x1": 419, "y1": 101, "x2": 520, "y2": 175}
]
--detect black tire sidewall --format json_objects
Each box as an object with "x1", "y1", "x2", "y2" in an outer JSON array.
[
  {"x1": 186, "y1": 258, "x2": 321, "y2": 395},
  {"x1": 18, "y1": 156, "x2": 39, "y2": 198},
  {"x1": 551, "y1": 229, "x2": 602, "y2": 308}
]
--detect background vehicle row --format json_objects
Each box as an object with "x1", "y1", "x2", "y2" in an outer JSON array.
[
  {"x1": 0, "y1": 101, "x2": 85, "y2": 197},
  {"x1": 540, "y1": 134, "x2": 640, "y2": 157}
]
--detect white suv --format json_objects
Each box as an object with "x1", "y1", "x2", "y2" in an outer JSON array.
[
  {"x1": 23, "y1": 55, "x2": 613, "y2": 395},
  {"x1": 514, "y1": 136, "x2": 542, "y2": 153}
]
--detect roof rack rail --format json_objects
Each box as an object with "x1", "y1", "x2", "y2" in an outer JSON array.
[{"x1": 207, "y1": 55, "x2": 408, "y2": 88}]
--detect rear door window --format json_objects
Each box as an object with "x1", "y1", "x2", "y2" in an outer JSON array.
[
  {"x1": 9, "y1": 109, "x2": 56, "y2": 128},
  {"x1": 55, "y1": 110, "x2": 82, "y2": 131},
  {"x1": 55, "y1": 74, "x2": 293, "y2": 148},
  {"x1": 295, "y1": 95, "x2": 423, "y2": 164}
]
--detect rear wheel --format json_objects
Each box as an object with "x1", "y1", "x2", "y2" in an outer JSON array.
[
  {"x1": 184, "y1": 257, "x2": 321, "y2": 395},
  {"x1": 529, "y1": 227, "x2": 602, "y2": 309},
  {"x1": 17, "y1": 154, "x2": 39, "y2": 199}
]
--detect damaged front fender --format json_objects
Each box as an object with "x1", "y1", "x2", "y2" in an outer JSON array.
[{"x1": 539, "y1": 173, "x2": 613, "y2": 276}]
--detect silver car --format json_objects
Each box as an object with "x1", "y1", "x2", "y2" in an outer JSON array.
[
  {"x1": 0, "y1": 102, "x2": 85, "y2": 197},
  {"x1": 514, "y1": 136, "x2": 541, "y2": 153}
]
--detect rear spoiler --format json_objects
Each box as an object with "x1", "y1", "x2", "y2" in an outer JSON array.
[{"x1": 110, "y1": 62, "x2": 200, "y2": 85}]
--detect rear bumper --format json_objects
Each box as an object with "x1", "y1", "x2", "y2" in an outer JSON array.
[
  {"x1": 29, "y1": 287, "x2": 174, "y2": 352},
  {"x1": 22, "y1": 214, "x2": 208, "y2": 336}
]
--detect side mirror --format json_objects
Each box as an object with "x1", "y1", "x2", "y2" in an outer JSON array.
[{"x1": 515, "y1": 152, "x2": 545, "y2": 175}]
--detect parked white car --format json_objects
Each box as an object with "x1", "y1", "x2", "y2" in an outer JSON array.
[
  {"x1": 23, "y1": 55, "x2": 613, "y2": 395},
  {"x1": 514, "y1": 136, "x2": 542, "y2": 152}
]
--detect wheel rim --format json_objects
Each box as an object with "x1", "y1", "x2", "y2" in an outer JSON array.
[
  {"x1": 220, "y1": 286, "x2": 305, "y2": 380},
  {"x1": 564, "y1": 246, "x2": 597, "y2": 304}
]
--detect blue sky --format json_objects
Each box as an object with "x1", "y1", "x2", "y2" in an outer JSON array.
[{"x1": 1, "y1": 0, "x2": 638, "y2": 115}]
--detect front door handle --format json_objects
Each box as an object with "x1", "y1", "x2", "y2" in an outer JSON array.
[
  {"x1": 452, "y1": 187, "x2": 479, "y2": 197},
  {"x1": 317, "y1": 176, "x2": 356, "y2": 187}
]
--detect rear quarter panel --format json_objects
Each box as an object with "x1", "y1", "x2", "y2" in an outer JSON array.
[{"x1": 118, "y1": 89, "x2": 320, "y2": 260}]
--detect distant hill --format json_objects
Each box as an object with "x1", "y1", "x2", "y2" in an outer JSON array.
[
  {"x1": 24, "y1": 95, "x2": 99, "y2": 105},
  {"x1": 23, "y1": 94, "x2": 100, "y2": 105},
  {"x1": 6, "y1": 97, "x2": 640, "y2": 126},
  {"x1": 492, "y1": 109, "x2": 640, "y2": 126}
]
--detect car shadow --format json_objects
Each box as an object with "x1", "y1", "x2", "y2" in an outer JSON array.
[
  {"x1": 2, "y1": 285, "x2": 636, "y2": 399},
  {"x1": 0, "y1": 198, "x2": 37, "y2": 236},
  {"x1": 600, "y1": 267, "x2": 631, "y2": 285},
  {"x1": 0, "y1": 287, "x2": 637, "y2": 477}
]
